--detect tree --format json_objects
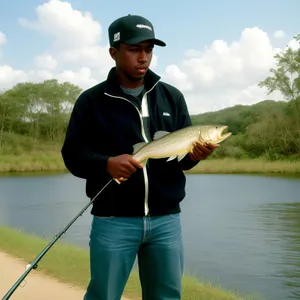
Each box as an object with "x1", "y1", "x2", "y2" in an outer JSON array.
[
  {"x1": 258, "y1": 33, "x2": 300, "y2": 105},
  {"x1": 256, "y1": 34, "x2": 300, "y2": 157},
  {"x1": 1, "y1": 80, "x2": 82, "y2": 142}
]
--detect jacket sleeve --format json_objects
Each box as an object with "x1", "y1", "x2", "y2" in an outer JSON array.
[
  {"x1": 176, "y1": 93, "x2": 201, "y2": 171},
  {"x1": 61, "y1": 92, "x2": 111, "y2": 179}
]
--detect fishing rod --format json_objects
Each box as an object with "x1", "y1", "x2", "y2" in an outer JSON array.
[{"x1": 1, "y1": 178, "x2": 114, "y2": 300}]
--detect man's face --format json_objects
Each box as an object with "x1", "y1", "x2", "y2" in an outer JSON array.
[{"x1": 110, "y1": 41, "x2": 154, "y2": 82}]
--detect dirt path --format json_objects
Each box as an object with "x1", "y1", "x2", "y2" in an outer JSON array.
[
  {"x1": 0, "y1": 251, "x2": 130, "y2": 300},
  {"x1": 0, "y1": 251, "x2": 86, "y2": 299}
]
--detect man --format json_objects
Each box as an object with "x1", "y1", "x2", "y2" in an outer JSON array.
[{"x1": 61, "y1": 14, "x2": 218, "y2": 300}]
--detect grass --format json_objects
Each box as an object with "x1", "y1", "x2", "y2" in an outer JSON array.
[
  {"x1": 0, "y1": 153, "x2": 65, "y2": 173},
  {"x1": 0, "y1": 152, "x2": 300, "y2": 176},
  {"x1": 0, "y1": 132, "x2": 299, "y2": 175},
  {"x1": 0, "y1": 226, "x2": 261, "y2": 300},
  {"x1": 0, "y1": 132, "x2": 65, "y2": 173},
  {"x1": 186, "y1": 158, "x2": 300, "y2": 176}
]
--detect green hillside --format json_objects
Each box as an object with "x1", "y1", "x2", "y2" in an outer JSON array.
[
  {"x1": 191, "y1": 100, "x2": 286, "y2": 135},
  {"x1": 191, "y1": 98, "x2": 300, "y2": 160}
]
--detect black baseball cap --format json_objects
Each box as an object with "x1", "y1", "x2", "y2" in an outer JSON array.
[{"x1": 108, "y1": 14, "x2": 166, "y2": 47}]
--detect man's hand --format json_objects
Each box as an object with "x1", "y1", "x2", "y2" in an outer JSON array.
[
  {"x1": 189, "y1": 142, "x2": 220, "y2": 162},
  {"x1": 107, "y1": 154, "x2": 143, "y2": 182}
]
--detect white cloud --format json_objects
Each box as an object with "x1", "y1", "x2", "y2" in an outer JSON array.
[
  {"x1": 287, "y1": 38, "x2": 300, "y2": 51},
  {"x1": 0, "y1": 31, "x2": 7, "y2": 59},
  {"x1": 164, "y1": 65, "x2": 193, "y2": 92},
  {"x1": 0, "y1": 0, "x2": 159, "y2": 92},
  {"x1": 184, "y1": 49, "x2": 202, "y2": 58},
  {"x1": 0, "y1": 1, "x2": 298, "y2": 115},
  {"x1": 0, "y1": 31, "x2": 6, "y2": 46},
  {"x1": 19, "y1": 0, "x2": 112, "y2": 71},
  {"x1": 0, "y1": 0, "x2": 112, "y2": 90},
  {"x1": 273, "y1": 30, "x2": 285, "y2": 39},
  {"x1": 0, "y1": 65, "x2": 28, "y2": 88},
  {"x1": 35, "y1": 53, "x2": 57, "y2": 70},
  {"x1": 19, "y1": 0, "x2": 101, "y2": 49},
  {"x1": 55, "y1": 67, "x2": 98, "y2": 89},
  {"x1": 161, "y1": 27, "x2": 286, "y2": 114},
  {"x1": 150, "y1": 55, "x2": 158, "y2": 69}
]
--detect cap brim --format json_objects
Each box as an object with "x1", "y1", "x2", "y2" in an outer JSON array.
[{"x1": 124, "y1": 36, "x2": 166, "y2": 47}]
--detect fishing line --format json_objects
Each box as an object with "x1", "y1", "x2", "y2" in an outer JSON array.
[{"x1": 1, "y1": 178, "x2": 114, "y2": 300}]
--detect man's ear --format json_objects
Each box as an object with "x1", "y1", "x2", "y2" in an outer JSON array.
[{"x1": 109, "y1": 47, "x2": 117, "y2": 61}]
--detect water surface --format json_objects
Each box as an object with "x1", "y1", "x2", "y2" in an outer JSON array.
[{"x1": 0, "y1": 173, "x2": 299, "y2": 299}]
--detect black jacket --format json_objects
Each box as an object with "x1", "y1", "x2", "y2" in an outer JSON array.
[{"x1": 61, "y1": 67, "x2": 199, "y2": 217}]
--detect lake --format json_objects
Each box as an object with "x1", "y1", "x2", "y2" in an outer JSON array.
[{"x1": 0, "y1": 172, "x2": 299, "y2": 300}]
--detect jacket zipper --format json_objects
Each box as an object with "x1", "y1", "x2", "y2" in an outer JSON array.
[{"x1": 104, "y1": 81, "x2": 159, "y2": 216}]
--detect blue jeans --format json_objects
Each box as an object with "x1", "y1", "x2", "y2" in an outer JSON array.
[{"x1": 84, "y1": 213, "x2": 184, "y2": 300}]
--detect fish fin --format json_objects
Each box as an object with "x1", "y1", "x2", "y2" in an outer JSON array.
[
  {"x1": 153, "y1": 130, "x2": 170, "y2": 140},
  {"x1": 166, "y1": 153, "x2": 188, "y2": 162},
  {"x1": 132, "y1": 142, "x2": 147, "y2": 154},
  {"x1": 177, "y1": 153, "x2": 188, "y2": 162},
  {"x1": 166, "y1": 155, "x2": 177, "y2": 162}
]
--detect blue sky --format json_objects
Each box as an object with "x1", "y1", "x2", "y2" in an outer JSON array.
[
  {"x1": 0, "y1": 0, "x2": 299, "y2": 113},
  {"x1": 1, "y1": 0, "x2": 299, "y2": 70}
]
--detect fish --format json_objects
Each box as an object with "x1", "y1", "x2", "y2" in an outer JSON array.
[
  {"x1": 114, "y1": 124, "x2": 231, "y2": 184},
  {"x1": 132, "y1": 124, "x2": 231, "y2": 165}
]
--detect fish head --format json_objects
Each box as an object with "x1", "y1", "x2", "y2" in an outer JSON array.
[{"x1": 198, "y1": 124, "x2": 232, "y2": 144}]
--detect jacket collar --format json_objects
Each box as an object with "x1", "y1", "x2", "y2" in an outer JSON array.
[{"x1": 105, "y1": 67, "x2": 161, "y2": 94}]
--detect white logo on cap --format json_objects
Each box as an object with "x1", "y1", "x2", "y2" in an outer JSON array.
[
  {"x1": 113, "y1": 32, "x2": 120, "y2": 42},
  {"x1": 136, "y1": 24, "x2": 152, "y2": 31}
]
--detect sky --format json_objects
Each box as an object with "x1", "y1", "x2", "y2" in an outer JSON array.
[{"x1": 0, "y1": 0, "x2": 299, "y2": 114}]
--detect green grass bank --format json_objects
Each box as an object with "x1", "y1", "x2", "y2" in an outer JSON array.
[
  {"x1": 0, "y1": 152, "x2": 300, "y2": 176},
  {"x1": 186, "y1": 158, "x2": 300, "y2": 176},
  {"x1": 0, "y1": 226, "x2": 261, "y2": 300},
  {"x1": 0, "y1": 132, "x2": 299, "y2": 175}
]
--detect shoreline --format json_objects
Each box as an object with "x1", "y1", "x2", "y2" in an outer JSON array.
[
  {"x1": 0, "y1": 155, "x2": 299, "y2": 176},
  {"x1": 0, "y1": 226, "x2": 259, "y2": 300},
  {"x1": 186, "y1": 158, "x2": 300, "y2": 177}
]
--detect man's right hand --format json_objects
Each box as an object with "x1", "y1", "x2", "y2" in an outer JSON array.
[{"x1": 106, "y1": 154, "x2": 143, "y2": 183}]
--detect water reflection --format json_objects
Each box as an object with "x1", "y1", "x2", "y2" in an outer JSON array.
[{"x1": 259, "y1": 202, "x2": 300, "y2": 299}]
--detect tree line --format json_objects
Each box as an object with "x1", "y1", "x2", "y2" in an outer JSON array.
[
  {"x1": 0, "y1": 34, "x2": 299, "y2": 160},
  {"x1": 0, "y1": 80, "x2": 82, "y2": 152}
]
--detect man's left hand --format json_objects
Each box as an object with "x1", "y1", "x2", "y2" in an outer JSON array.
[{"x1": 189, "y1": 142, "x2": 220, "y2": 162}]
